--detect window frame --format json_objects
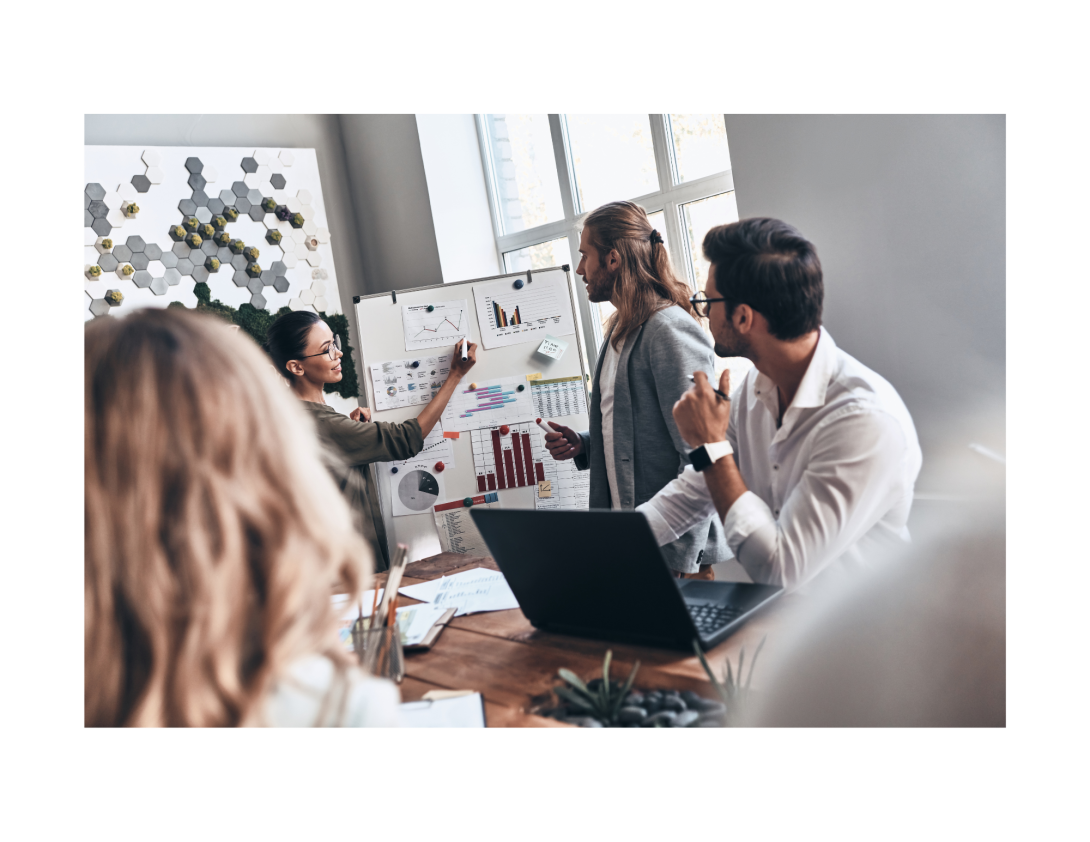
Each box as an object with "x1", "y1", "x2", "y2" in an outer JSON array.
[{"x1": 475, "y1": 114, "x2": 735, "y2": 370}]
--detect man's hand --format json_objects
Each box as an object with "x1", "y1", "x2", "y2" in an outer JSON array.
[
  {"x1": 673, "y1": 370, "x2": 732, "y2": 448},
  {"x1": 543, "y1": 421, "x2": 583, "y2": 461},
  {"x1": 350, "y1": 407, "x2": 372, "y2": 423},
  {"x1": 448, "y1": 340, "x2": 478, "y2": 379}
]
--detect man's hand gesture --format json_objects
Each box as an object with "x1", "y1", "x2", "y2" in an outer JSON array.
[{"x1": 673, "y1": 370, "x2": 732, "y2": 448}]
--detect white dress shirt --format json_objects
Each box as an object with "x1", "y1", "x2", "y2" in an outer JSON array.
[
  {"x1": 637, "y1": 328, "x2": 922, "y2": 589},
  {"x1": 599, "y1": 336, "x2": 626, "y2": 510}
]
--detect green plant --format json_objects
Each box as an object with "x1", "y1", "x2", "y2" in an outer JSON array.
[
  {"x1": 553, "y1": 650, "x2": 641, "y2": 725},
  {"x1": 693, "y1": 636, "x2": 766, "y2": 725}
]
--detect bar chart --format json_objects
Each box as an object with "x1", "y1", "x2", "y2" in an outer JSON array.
[
  {"x1": 441, "y1": 375, "x2": 536, "y2": 432},
  {"x1": 472, "y1": 273, "x2": 575, "y2": 349},
  {"x1": 470, "y1": 423, "x2": 547, "y2": 493}
]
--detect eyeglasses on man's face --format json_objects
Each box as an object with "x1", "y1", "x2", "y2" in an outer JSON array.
[
  {"x1": 690, "y1": 291, "x2": 729, "y2": 318},
  {"x1": 297, "y1": 334, "x2": 342, "y2": 362}
]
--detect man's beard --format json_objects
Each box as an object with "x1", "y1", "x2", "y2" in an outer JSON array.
[
  {"x1": 584, "y1": 266, "x2": 615, "y2": 303},
  {"x1": 714, "y1": 323, "x2": 754, "y2": 360}
]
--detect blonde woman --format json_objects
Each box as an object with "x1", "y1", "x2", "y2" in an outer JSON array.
[{"x1": 85, "y1": 308, "x2": 398, "y2": 727}]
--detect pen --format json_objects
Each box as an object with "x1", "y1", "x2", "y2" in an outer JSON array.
[
  {"x1": 689, "y1": 375, "x2": 729, "y2": 401},
  {"x1": 535, "y1": 418, "x2": 554, "y2": 435},
  {"x1": 460, "y1": 337, "x2": 468, "y2": 361}
]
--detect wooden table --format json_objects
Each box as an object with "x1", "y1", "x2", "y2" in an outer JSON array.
[{"x1": 377, "y1": 552, "x2": 797, "y2": 727}]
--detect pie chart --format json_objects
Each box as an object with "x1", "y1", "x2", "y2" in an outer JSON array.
[{"x1": 397, "y1": 469, "x2": 440, "y2": 511}]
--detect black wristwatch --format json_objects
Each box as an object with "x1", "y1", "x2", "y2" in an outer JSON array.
[{"x1": 689, "y1": 441, "x2": 734, "y2": 472}]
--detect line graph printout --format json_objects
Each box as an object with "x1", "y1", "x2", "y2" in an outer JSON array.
[
  {"x1": 470, "y1": 422, "x2": 547, "y2": 493},
  {"x1": 472, "y1": 273, "x2": 575, "y2": 349},
  {"x1": 369, "y1": 354, "x2": 451, "y2": 411},
  {"x1": 441, "y1": 375, "x2": 536, "y2": 433},
  {"x1": 402, "y1": 300, "x2": 469, "y2": 351}
]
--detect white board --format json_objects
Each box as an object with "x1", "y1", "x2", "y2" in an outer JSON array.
[{"x1": 354, "y1": 269, "x2": 591, "y2": 562}]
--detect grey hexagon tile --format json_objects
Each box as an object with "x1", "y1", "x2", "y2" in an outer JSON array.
[
  {"x1": 231, "y1": 181, "x2": 248, "y2": 197},
  {"x1": 164, "y1": 267, "x2": 182, "y2": 286},
  {"x1": 244, "y1": 188, "x2": 260, "y2": 205},
  {"x1": 246, "y1": 277, "x2": 263, "y2": 294},
  {"x1": 146, "y1": 166, "x2": 164, "y2": 184},
  {"x1": 88, "y1": 200, "x2": 108, "y2": 219},
  {"x1": 195, "y1": 207, "x2": 213, "y2": 224},
  {"x1": 240, "y1": 157, "x2": 258, "y2": 174},
  {"x1": 113, "y1": 244, "x2": 133, "y2": 263},
  {"x1": 149, "y1": 276, "x2": 169, "y2": 296},
  {"x1": 188, "y1": 172, "x2": 206, "y2": 192},
  {"x1": 160, "y1": 250, "x2": 178, "y2": 269},
  {"x1": 248, "y1": 204, "x2": 265, "y2": 222},
  {"x1": 89, "y1": 298, "x2": 110, "y2": 318},
  {"x1": 260, "y1": 270, "x2": 276, "y2": 286},
  {"x1": 279, "y1": 150, "x2": 294, "y2": 167},
  {"x1": 172, "y1": 242, "x2": 190, "y2": 259},
  {"x1": 105, "y1": 289, "x2": 125, "y2": 307},
  {"x1": 179, "y1": 198, "x2": 197, "y2": 216},
  {"x1": 191, "y1": 189, "x2": 209, "y2": 207},
  {"x1": 273, "y1": 276, "x2": 290, "y2": 293},
  {"x1": 86, "y1": 183, "x2": 106, "y2": 202},
  {"x1": 132, "y1": 173, "x2": 152, "y2": 193},
  {"x1": 126, "y1": 235, "x2": 146, "y2": 253},
  {"x1": 230, "y1": 253, "x2": 248, "y2": 271},
  {"x1": 98, "y1": 253, "x2": 119, "y2": 272},
  {"x1": 191, "y1": 265, "x2": 209, "y2": 284},
  {"x1": 85, "y1": 209, "x2": 94, "y2": 227},
  {"x1": 201, "y1": 239, "x2": 218, "y2": 256},
  {"x1": 250, "y1": 292, "x2": 267, "y2": 310},
  {"x1": 177, "y1": 258, "x2": 194, "y2": 275},
  {"x1": 217, "y1": 245, "x2": 233, "y2": 263},
  {"x1": 235, "y1": 196, "x2": 252, "y2": 214},
  {"x1": 130, "y1": 253, "x2": 150, "y2": 271},
  {"x1": 207, "y1": 197, "x2": 225, "y2": 215},
  {"x1": 144, "y1": 242, "x2": 163, "y2": 261},
  {"x1": 233, "y1": 270, "x2": 250, "y2": 287},
  {"x1": 270, "y1": 173, "x2": 286, "y2": 190},
  {"x1": 185, "y1": 157, "x2": 203, "y2": 174},
  {"x1": 132, "y1": 270, "x2": 153, "y2": 288},
  {"x1": 141, "y1": 149, "x2": 161, "y2": 168},
  {"x1": 92, "y1": 218, "x2": 112, "y2": 236}
]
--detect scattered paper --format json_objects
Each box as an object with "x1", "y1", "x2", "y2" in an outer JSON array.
[
  {"x1": 400, "y1": 693, "x2": 486, "y2": 727},
  {"x1": 535, "y1": 334, "x2": 568, "y2": 360},
  {"x1": 433, "y1": 503, "x2": 494, "y2": 555},
  {"x1": 398, "y1": 567, "x2": 519, "y2": 616},
  {"x1": 402, "y1": 300, "x2": 468, "y2": 352}
]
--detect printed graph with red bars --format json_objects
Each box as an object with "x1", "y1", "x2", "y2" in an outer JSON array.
[{"x1": 470, "y1": 423, "x2": 547, "y2": 493}]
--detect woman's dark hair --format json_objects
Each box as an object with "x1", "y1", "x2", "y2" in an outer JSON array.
[
  {"x1": 262, "y1": 310, "x2": 321, "y2": 379},
  {"x1": 702, "y1": 218, "x2": 823, "y2": 340}
]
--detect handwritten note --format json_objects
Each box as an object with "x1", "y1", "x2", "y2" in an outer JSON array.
[
  {"x1": 535, "y1": 334, "x2": 568, "y2": 360},
  {"x1": 398, "y1": 567, "x2": 519, "y2": 616}
]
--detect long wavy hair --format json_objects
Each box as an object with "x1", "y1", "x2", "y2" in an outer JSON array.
[
  {"x1": 85, "y1": 308, "x2": 371, "y2": 727},
  {"x1": 583, "y1": 200, "x2": 698, "y2": 350}
]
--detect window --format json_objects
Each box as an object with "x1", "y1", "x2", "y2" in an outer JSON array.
[{"x1": 476, "y1": 114, "x2": 739, "y2": 372}]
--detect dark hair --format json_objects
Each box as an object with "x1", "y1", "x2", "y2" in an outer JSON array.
[
  {"x1": 262, "y1": 310, "x2": 321, "y2": 379},
  {"x1": 702, "y1": 218, "x2": 823, "y2": 340}
]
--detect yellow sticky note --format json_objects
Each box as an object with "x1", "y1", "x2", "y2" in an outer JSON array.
[
  {"x1": 537, "y1": 480, "x2": 552, "y2": 498},
  {"x1": 526, "y1": 372, "x2": 543, "y2": 381}
]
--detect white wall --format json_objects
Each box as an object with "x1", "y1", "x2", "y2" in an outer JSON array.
[
  {"x1": 416, "y1": 115, "x2": 502, "y2": 283},
  {"x1": 723, "y1": 115, "x2": 1005, "y2": 491}
]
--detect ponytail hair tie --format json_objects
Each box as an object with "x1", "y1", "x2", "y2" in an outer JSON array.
[{"x1": 649, "y1": 229, "x2": 664, "y2": 245}]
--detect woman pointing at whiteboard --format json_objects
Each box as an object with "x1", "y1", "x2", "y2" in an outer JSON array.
[{"x1": 263, "y1": 311, "x2": 476, "y2": 562}]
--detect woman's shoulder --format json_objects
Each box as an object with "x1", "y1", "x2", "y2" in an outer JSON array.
[{"x1": 263, "y1": 654, "x2": 401, "y2": 728}]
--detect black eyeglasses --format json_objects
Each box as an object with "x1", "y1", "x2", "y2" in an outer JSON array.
[
  {"x1": 690, "y1": 291, "x2": 728, "y2": 318},
  {"x1": 297, "y1": 334, "x2": 342, "y2": 362}
]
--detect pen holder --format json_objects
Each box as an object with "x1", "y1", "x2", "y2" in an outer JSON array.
[{"x1": 352, "y1": 619, "x2": 405, "y2": 684}]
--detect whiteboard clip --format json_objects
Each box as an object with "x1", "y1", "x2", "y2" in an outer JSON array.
[
  {"x1": 391, "y1": 289, "x2": 397, "y2": 303},
  {"x1": 526, "y1": 270, "x2": 532, "y2": 284}
]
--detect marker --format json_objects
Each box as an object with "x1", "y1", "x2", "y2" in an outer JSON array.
[
  {"x1": 460, "y1": 336, "x2": 468, "y2": 361},
  {"x1": 535, "y1": 418, "x2": 555, "y2": 435},
  {"x1": 688, "y1": 375, "x2": 728, "y2": 401}
]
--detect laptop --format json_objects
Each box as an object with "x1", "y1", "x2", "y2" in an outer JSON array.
[{"x1": 469, "y1": 509, "x2": 782, "y2": 651}]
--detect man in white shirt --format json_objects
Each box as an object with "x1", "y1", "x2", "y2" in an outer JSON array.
[{"x1": 637, "y1": 218, "x2": 922, "y2": 590}]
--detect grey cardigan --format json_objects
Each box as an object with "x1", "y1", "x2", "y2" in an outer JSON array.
[{"x1": 575, "y1": 305, "x2": 726, "y2": 573}]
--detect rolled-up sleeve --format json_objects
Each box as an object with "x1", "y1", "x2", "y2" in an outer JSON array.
[
  {"x1": 321, "y1": 414, "x2": 424, "y2": 466},
  {"x1": 729, "y1": 406, "x2": 910, "y2": 588}
]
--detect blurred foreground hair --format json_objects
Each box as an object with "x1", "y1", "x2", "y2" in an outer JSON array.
[{"x1": 85, "y1": 308, "x2": 371, "y2": 726}]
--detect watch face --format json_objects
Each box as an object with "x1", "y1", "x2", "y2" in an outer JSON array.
[{"x1": 689, "y1": 445, "x2": 711, "y2": 472}]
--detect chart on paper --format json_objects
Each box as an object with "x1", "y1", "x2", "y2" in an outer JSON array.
[
  {"x1": 402, "y1": 300, "x2": 469, "y2": 351},
  {"x1": 470, "y1": 422, "x2": 547, "y2": 493},
  {"x1": 531, "y1": 375, "x2": 588, "y2": 418},
  {"x1": 441, "y1": 375, "x2": 536, "y2": 432},
  {"x1": 369, "y1": 354, "x2": 451, "y2": 411},
  {"x1": 472, "y1": 272, "x2": 575, "y2": 349}
]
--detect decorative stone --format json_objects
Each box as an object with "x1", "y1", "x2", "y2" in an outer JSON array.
[
  {"x1": 617, "y1": 707, "x2": 647, "y2": 724},
  {"x1": 661, "y1": 696, "x2": 687, "y2": 713},
  {"x1": 566, "y1": 717, "x2": 604, "y2": 728},
  {"x1": 641, "y1": 711, "x2": 678, "y2": 727},
  {"x1": 672, "y1": 710, "x2": 701, "y2": 728},
  {"x1": 105, "y1": 289, "x2": 124, "y2": 306}
]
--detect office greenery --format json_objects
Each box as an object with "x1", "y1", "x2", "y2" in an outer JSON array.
[
  {"x1": 169, "y1": 283, "x2": 359, "y2": 399},
  {"x1": 693, "y1": 636, "x2": 766, "y2": 726},
  {"x1": 554, "y1": 650, "x2": 641, "y2": 726}
]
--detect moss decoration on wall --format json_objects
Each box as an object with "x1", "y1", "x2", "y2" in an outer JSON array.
[{"x1": 168, "y1": 282, "x2": 359, "y2": 400}]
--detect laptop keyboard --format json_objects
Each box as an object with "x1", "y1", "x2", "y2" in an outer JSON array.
[{"x1": 688, "y1": 603, "x2": 744, "y2": 636}]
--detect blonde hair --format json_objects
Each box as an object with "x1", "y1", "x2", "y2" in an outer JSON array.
[
  {"x1": 85, "y1": 308, "x2": 371, "y2": 726},
  {"x1": 583, "y1": 200, "x2": 698, "y2": 349}
]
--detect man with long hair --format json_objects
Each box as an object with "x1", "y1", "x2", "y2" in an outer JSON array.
[
  {"x1": 544, "y1": 200, "x2": 726, "y2": 577},
  {"x1": 638, "y1": 218, "x2": 922, "y2": 590}
]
